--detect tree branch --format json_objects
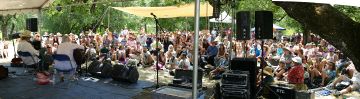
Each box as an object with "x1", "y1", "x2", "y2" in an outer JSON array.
[{"x1": 274, "y1": 2, "x2": 360, "y2": 71}]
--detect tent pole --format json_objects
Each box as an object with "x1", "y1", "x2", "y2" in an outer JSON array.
[
  {"x1": 192, "y1": 0, "x2": 200, "y2": 99},
  {"x1": 229, "y1": 0, "x2": 236, "y2": 62}
]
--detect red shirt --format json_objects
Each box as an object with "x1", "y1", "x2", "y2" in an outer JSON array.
[{"x1": 287, "y1": 65, "x2": 305, "y2": 84}]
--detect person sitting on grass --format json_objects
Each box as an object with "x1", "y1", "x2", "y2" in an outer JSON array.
[
  {"x1": 326, "y1": 63, "x2": 360, "y2": 96},
  {"x1": 274, "y1": 59, "x2": 287, "y2": 80},
  {"x1": 177, "y1": 52, "x2": 192, "y2": 70},
  {"x1": 319, "y1": 62, "x2": 337, "y2": 87},
  {"x1": 285, "y1": 56, "x2": 308, "y2": 91}
]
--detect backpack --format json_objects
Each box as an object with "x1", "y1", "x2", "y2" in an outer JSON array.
[{"x1": 0, "y1": 65, "x2": 8, "y2": 80}]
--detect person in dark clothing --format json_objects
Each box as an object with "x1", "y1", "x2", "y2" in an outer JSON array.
[
  {"x1": 206, "y1": 42, "x2": 218, "y2": 66},
  {"x1": 163, "y1": 37, "x2": 173, "y2": 53},
  {"x1": 146, "y1": 37, "x2": 153, "y2": 50}
]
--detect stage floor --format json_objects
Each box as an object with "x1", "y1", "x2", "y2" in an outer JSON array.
[
  {"x1": 0, "y1": 66, "x2": 154, "y2": 99},
  {"x1": 0, "y1": 62, "x2": 216, "y2": 99}
]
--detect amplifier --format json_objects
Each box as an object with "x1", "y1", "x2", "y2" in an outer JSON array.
[
  {"x1": 221, "y1": 71, "x2": 249, "y2": 86},
  {"x1": 269, "y1": 85, "x2": 314, "y2": 99},
  {"x1": 269, "y1": 84, "x2": 296, "y2": 99},
  {"x1": 220, "y1": 70, "x2": 250, "y2": 98},
  {"x1": 152, "y1": 86, "x2": 205, "y2": 99},
  {"x1": 222, "y1": 89, "x2": 249, "y2": 99}
]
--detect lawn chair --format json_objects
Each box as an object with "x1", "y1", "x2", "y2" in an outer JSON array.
[
  {"x1": 17, "y1": 51, "x2": 38, "y2": 75},
  {"x1": 52, "y1": 54, "x2": 76, "y2": 84}
]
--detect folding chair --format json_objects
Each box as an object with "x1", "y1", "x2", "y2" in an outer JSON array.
[
  {"x1": 17, "y1": 51, "x2": 38, "y2": 75},
  {"x1": 52, "y1": 54, "x2": 76, "y2": 84}
]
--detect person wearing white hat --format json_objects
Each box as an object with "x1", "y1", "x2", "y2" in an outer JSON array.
[
  {"x1": 17, "y1": 30, "x2": 40, "y2": 68},
  {"x1": 286, "y1": 56, "x2": 307, "y2": 91}
]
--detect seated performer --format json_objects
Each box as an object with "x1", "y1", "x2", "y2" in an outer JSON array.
[
  {"x1": 54, "y1": 35, "x2": 84, "y2": 81},
  {"x1": 17, "y1": 30, "x2": 44, "y2": 70}
]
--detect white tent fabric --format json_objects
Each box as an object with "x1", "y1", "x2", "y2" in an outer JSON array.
[
  {"x1": 209, "y1": 11, "x2": 232, "y2": 23},
  {"x1": 251, "y1": 24, "x2": 286, "y2": 31},
  {"x1": 112, "y1": 2, "x2": 213, "y2": 18},
  {"x1": 0, "y1": 0, "x2": 54, "y2": 15},
  {"x1": 272, "y1": 0, "x2": 360, "y2": 7},
  {"x1": 273, "y1": 24, "x2": 286, "y2": 30}
]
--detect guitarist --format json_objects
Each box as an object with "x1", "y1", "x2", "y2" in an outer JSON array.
[{"x1": 17, "y1": 30, "x2": 41, "y2": 69}]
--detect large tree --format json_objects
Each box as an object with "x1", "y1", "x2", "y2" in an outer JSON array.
[
  {"x1": 274, "y1": 2, "x2": 360, "y2": 71},
  {"x1": 0, "y1": 15, "x2": 13, "y2": 39}
]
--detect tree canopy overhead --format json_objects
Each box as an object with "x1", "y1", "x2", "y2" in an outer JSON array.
[{"x1": 274, "y1": 2, "x2": 360, "y2": 71}]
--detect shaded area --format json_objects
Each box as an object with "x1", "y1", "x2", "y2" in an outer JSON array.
[{"x1": 273, "y1": 2, "x2": 360, "y2": 72}]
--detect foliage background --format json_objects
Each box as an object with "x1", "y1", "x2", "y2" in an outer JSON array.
[{"x1": 1, "y1": 0, "x2": 360, "y2": 39}]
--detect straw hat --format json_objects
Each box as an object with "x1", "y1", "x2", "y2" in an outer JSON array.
[
  {"x1": 56, "y1": 32, "x2": 62, "y2": 37},
  {"x1": 214, "y1": 36, "x2": 221, "y2": 42},
  {"x1": 262, "y1": 66, "x2": 274, "y2": 76},
  {"x1": 20, "y1": 30, "x2": 32, "y2": 37}
]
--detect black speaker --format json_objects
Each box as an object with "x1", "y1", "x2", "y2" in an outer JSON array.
[
  {"x1": 230, "y1": 58, "x2": 257, "y2": 99},
  {"x1": 236, "y1": 11, "x2": 250, "y2": 40},
  {"x1": 26, "y1": 18, "x2": 38, "y2": 32},
  {"x1": 255, "y1": 11, "x2": 273, "y2": 39},
  {"x1": 171, "y1": 69, "x2": 203, "y2": 89},
  {"x1": 212, "y1": 0, "x2": 220, "y2": 18}
]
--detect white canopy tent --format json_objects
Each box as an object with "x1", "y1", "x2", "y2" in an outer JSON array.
[
  {"x1": 272, "y1": 0, "x2": 360, "y2": 7},
  {"x1": 0, "y1": 0, "x2": 54, "y2": 15},
  {"x1": 209, "y1": 11, "x2": 232, "y2": 23}
]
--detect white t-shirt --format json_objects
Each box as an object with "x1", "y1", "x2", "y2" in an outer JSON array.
[
  {"x1": 54, "y1": 42, "x2": 84, "y2": 70},
  {"x1": 17, "y1": 40, "x2": 40, "y2": 65}
]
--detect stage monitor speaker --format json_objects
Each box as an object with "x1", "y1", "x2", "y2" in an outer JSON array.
[
  {"x1": 236, "y1": 11, "x2": 250, "y2": 40},
  {"x1": 26, "y1": 18, "x2": 38, "y2": 32},
  {"x1": 230, "y1": 58, "x2": 257, "y2": 99},
  {"x1": 255, "y1": 11, "x2": 273, "y2": 39}
]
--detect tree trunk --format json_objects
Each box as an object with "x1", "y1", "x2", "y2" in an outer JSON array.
[
  {"x1": 302, "y1": 26, "x2": 309, "y2": 45},
  {"x1": 0, "y1": 15, "x2": 12, "y2": 40},
  {"x1": 1, "y1": 25, "x2": 7, "y2": 39},
  {"x1": 274, "y1": 2, "x2": 360, "y2": 71}
]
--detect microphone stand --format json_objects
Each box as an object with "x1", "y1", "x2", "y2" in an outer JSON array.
[
  {"x1": 152, "y1": 13, "x2": 160, "y2": 89},
  {"x1": 143, "y1": 13, "x2": 168, "y2": 90}
]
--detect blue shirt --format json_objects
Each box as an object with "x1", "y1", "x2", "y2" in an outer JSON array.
[
  {"x1": 277, "y1": 48, "x2": 283, "y2": 56},
  {"x1": 207, "y1": 45, "x2": 218, "y2": 56}
]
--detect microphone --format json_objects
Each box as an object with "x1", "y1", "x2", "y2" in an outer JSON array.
[{"x1": 150, "y1": 13, "x2": 156, "y2": 18}]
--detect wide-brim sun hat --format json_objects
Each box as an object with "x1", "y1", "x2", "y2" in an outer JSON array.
[
  {"x1": 262, "y1": 66, "x2": 274, "y2": 76},
  {"x1": 20, "y1": 30, "x2": 32, "y2": 37}
]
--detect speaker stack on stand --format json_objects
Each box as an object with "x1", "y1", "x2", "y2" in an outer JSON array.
[
  {"x1": 255, "y1": 11, "x2": 273, "y2": 39},
  {"x1": 26, "y1": 18, "x2": 38, "y2": 32},
  {"x1": 215, "y1": 10, "x2": 273, "y2": 99}
]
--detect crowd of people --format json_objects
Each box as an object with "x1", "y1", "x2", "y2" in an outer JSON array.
[{"x1": 14, "y1": 27, "x2": 360, "y2": 95}]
